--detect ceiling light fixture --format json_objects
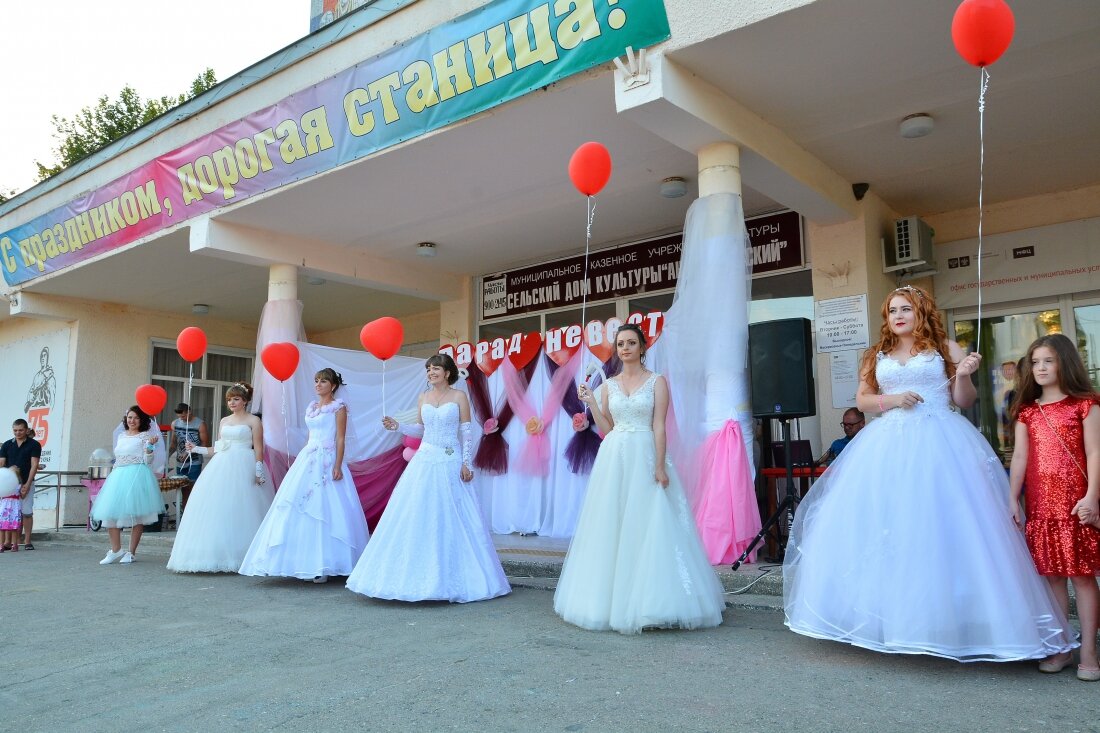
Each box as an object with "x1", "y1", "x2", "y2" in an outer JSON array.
[
  {"x1": 659, "y1": 176, "x2": 687, "y2": 198},
  {"x1": 192, "y1": 303, "x2": 210, "y2": 315},
  {"x1": 416, "y1": 242, "x2": 437, "y2": 258},
  {"x1": 306, "y1": 276, "x2": 326, "y2": 286},
  {"x1": 898, "y1": 113, "x2": 934, "y2": 139}
]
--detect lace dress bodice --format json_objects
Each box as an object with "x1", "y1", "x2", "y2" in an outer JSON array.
[
  {"x1": 114, "y1": 432, "x2": 154, "y2": 466},
  {"x1": 876, "y1": 351, "x2": 952, "y2": 418},
  {"x1": 421, "y1": 402, "x2": 461, "y2": 451},
  {"x1": 607, "y1": 373, "x2": 658, "y2": 433},
  {"x1": 215, "y1": 424, "x2": 254, "y2": 451}
]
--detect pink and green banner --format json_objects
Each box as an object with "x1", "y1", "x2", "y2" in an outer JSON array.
[{"x1": 1, "y1": 0, "x2": 670, "y2": 286}]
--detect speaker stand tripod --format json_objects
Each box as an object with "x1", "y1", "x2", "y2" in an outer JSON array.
[{"x1": 731, "y1": 418, "x2": 802, "y2": 570}]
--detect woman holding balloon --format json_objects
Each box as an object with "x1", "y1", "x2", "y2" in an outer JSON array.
[{"x1": 91, "y1": 406, "x2": 164, "y2": 565}]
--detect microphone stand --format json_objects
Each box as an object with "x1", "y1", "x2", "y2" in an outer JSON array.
[{"x1": 731, "y1": 417, "x2": 802, "y2": 569}]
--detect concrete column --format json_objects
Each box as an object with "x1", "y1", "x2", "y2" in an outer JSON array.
[
  {"x1": 439, "y1": 276, "x2": 475, "y2": 344},
  {"x1": 268, "y1": 264, "x2": 297, "y2": 301},
  {"x1": 698, "y1": 142, "x2": 741, "y2": 197}
]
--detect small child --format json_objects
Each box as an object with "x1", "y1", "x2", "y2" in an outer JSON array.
[
  {"x1": 0, "y1": 467, "x2": 23, "y2": 552},
  {"x1": 1009, "y1": 334, "x2": 1100, "y2": 681}
]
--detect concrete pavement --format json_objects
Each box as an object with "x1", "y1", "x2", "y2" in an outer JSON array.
[{"x1": 6, "y1": 540, "x2": 1098, "y2": 733}]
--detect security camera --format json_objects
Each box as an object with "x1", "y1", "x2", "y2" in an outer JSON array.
[{"x1": 852, "y1": 182, "x2": 870, "y2": 201}]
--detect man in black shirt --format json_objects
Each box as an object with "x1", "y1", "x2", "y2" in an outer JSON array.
[{"x1": 0, "y1": 419, "x2": 42, "y2": 549}]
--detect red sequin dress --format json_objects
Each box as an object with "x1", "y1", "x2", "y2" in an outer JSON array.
[{"x1": 1017, "y1": 396, "x2": 1100, "y2": 576}]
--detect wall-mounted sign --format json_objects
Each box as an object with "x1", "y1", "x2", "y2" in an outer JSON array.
[
  {"x1": 815, "y1": 294, "x2": 869, "y2": 353},
  {"x1": 482, "y1": 210, "x2": 805, "y2": 320}
]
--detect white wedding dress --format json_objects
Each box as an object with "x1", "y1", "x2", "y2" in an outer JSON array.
[
  {"x1": 784, "y1": 351, "x2": 1078, "y2": 661},
  {"x1": 240, "y1": 400, "x2": 369, "y2": 579},
  {"x1": 167, "y1": 424, "x2": 274, "y2": 573},
  {"x1": 346, "y1": 402, "x2": 510, "y2": 603},
  {"x1": 553, "y1": 373, "x2": 726, "y2": 634}
]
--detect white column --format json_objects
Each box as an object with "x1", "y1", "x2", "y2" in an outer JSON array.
[
  {"x1": 698, "y1": 142, "x2": 741, "y2": 197},
  {"x1": 268, "y1": 264, "x2": 297, "y2": 301}
]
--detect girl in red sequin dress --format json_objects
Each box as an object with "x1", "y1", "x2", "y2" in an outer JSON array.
[{"x1": 1010, "y1": 334, "x2": 1100, "y2": 681}]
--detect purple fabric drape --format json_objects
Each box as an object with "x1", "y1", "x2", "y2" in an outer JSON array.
[
  {"x1": 466, "y1": 360, "x2": 538, "y2": 474},
  {"x1": 545, "y1": 353, "x2": 603, "y2": 474},
  {"x1": 348, "y1": 444, "x2": 408, "y2": 532}
]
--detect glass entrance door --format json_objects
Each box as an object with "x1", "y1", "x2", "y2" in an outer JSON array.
[{"x1": 952, "y1": 308, "x2": 1061, "y2": 461}]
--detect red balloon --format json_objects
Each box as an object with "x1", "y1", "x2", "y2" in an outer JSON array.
[
  {"x1": 360, "y1": 317, "x2": 404, "y2": 361},
  {"x1": 951, "y1": 0, "x2": 1015, "y2": 68},
  {"x1": 135, "y1": 384, "x2": 168, "y2": 417},
  {"x1": 568, "y1": 142, "x2": 612, "y2": 196},
  {"x1": 261, "y1": 342, "x2": 300, "y2": 382},
  {"x1": 176, "y1": 326, "x2": 207, "y2": 363}
]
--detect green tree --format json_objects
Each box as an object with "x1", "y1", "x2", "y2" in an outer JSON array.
[{"x1": 35, "y1": 68, "x2": 218, "y2": 181}]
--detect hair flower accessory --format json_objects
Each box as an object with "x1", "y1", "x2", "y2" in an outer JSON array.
[
  {"x1": 482, "y1": 418, "x2": 499, "y2": 436},
  {"x1": 571, "y1": 412, "x2": 589, "y2": 432},
  {"x1": 525, "y1": 416, "x2": 543, "y2": 435}
]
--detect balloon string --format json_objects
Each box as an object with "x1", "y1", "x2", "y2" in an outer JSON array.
[
  {"x1": 281, "y1": 379, "x2": 289, "y2": 475},
  {"x1": 181, "y1": 363, "x2": 194, "y2": 472},
  {"x1": 975, "y1": 67, "x2": 989, "y2": 356},
  {"x1": 382, "y1": 360, "x2": 388, "y2": 418},
  {"x1": 581, "y1": 195, "x2": 596, "y2": 386}
]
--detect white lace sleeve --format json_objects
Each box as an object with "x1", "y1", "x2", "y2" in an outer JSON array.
[{"x1": 460, "y1": 421, "x2": 473, "y2": 467}]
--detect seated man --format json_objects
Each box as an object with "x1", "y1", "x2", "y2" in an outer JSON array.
[{"x1": 818, "y1": 408, "x2": 865, "y2": 465}]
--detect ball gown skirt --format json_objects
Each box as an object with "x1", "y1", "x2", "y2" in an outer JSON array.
[
  {"x1": 346, "y1": 403, "x2": 510, "y2": 602},
  {"x1": 784, "y1": 352, "x2": 1078, "y2": 662},
  {"x1": 167, "y1": 425, "x2": 275, "y2": 573},
  {"x1": 91, "y1": 462, "x2": 162, "y2": 529},
  {"x1": 239, "y1": 402, "x2": 369, "y2": 579}
]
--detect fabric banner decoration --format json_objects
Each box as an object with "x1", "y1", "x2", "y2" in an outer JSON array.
[
  {"x1": 1, "y1": 0, "x2": 671, "y2": 286},
  {"x1": 652, "y1": 193, "x2": 761, "y2": 563},
  {"x1": 503, "y1": 351, "x2": 581, "y2": 476},
  {"x1": 545, "y1": 352, "x2": 602, "y2": 474}
]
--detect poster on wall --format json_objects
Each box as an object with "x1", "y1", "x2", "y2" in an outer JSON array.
[
  {"x1": 0, "y1": 327, "x2": 70, "y2": 472},
  {"x1": 815, "y1": 294, "x2": 869, "y2": 353}
]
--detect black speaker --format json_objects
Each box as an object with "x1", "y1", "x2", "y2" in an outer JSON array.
[{"x1": 749, "y1": 318, "x2": 816, "y2": 419}]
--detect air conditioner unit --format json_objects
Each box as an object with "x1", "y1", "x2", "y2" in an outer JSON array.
[{"x1": 883, "y1": 216, "x2": 935, "y2": 274}]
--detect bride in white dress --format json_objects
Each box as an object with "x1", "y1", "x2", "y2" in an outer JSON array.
[
  {"x1": 784, "y1": 286, "x2": 1078, "y2": 662},
  {"x1": 239, "y1": 368, "x2": 369, "y2": 583},
  {"x1": 167, "y1": 383, "x2": 273, "y2": 573},
  {"x1": 555, "y1": 324, "x2": 726, "y2": 634},
  {"x1": 346, "y1": 353, "x2": 510, "y2": 603}
]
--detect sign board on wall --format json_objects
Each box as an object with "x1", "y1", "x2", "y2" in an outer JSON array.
[
  {"x1": 0, "y1": 327, "x2": 70, "y2": 472},
  {"x1": 815, "y1": 294, "x2": 869, "y2": 353},
  {"x1": 933, "y1": 217, "x2": 1100, "y2": 309},
  {"x1": 482, "y1": 211, "x2": 805, "y2": 319},
  {"x1": 830, "y1": 350, "x2": 860, "y2": 409}
]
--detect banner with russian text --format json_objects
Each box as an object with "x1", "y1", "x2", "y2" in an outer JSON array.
[{"x1": 1, "y1": 0, "x2": 671, "y2": 286}]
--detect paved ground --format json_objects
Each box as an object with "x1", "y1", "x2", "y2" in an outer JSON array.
[{"x1": 6, "y1": 541, "x2": 1098, "y2": 733}]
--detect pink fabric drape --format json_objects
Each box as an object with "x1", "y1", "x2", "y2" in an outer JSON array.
[
  {"x1": 503, "y1": 355, "x2": 580, "y2": 476},
  {"x1": 348, "y1": 445, "x2": 408, "y2": 532},
  {"x1": 693, "y1": 420, "x2": 762, "y2": 564}
]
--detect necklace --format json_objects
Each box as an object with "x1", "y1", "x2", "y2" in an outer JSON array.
[{"x1": 425, "y1": 388, "x2": 451, "y2": 407}]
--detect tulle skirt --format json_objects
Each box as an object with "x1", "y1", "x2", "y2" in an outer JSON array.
[
  {"x1": 167, "y1": 446, "x2": 274, "y2": 573},
  {"x1": 554, "y1": 429, "x2": 726, "y2": 634},
  {"x1": 346, "y1": 443, "x2": 510, "y2": 603},
  {"x1": 784, "y1": 409, "x2": 1079, "y2": 662},
  {"x1": 239, "y1": 442, "x2": 368, "y2": 579},
  {"x1": 90, "y1": 464, "x2": 162, "y2": 528}
]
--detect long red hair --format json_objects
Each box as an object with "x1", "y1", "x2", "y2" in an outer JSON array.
[{"x1": 861, "y1": 285, "x2": 955, "y2": 393}]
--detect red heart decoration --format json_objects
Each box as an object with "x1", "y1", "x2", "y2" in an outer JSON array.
[
  {"x1": 585, "y1": 320, "x2": 614, "y2": 363},
  {"x1": 507, "y1": 332, "x2": 543, "y2": 371},
  {"x1": 475, "y1": 338, "x2": 506, "y2": 377},
  {"x1": 626, "y1": 311, "x2": 665, "y2": 347},
  {"x1": 452, "y1": 342, "x2": 474, "y2": 370},
  {"x1": 545, "y1": 326, "x2": 582, "y2": 367}
]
